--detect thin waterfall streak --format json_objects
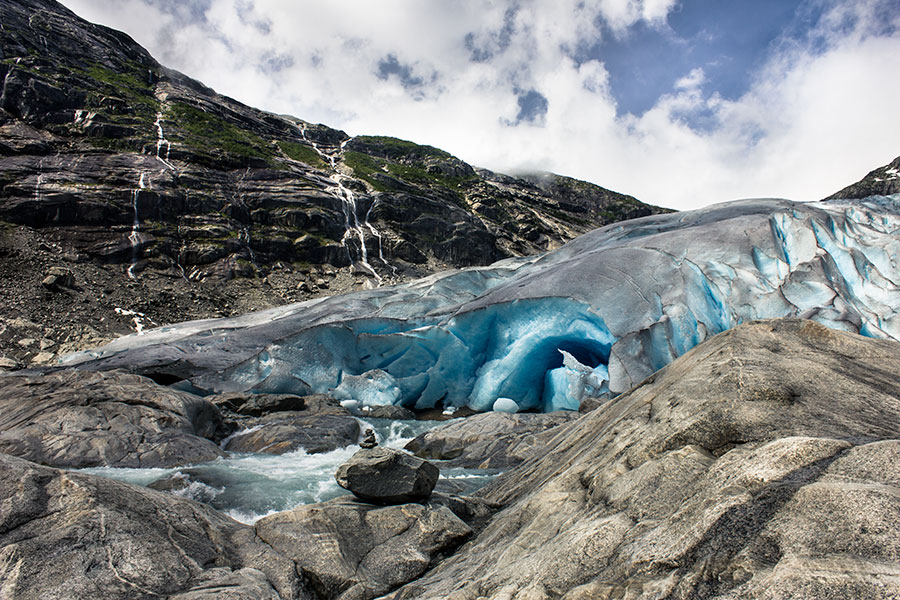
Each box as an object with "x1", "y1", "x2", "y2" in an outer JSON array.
[
  {"x1": 34, "y1": 159, "x2": 44, "y2": 201},
  {"x1": 127, "y1": 172, "x2": 148, "y2": 279}
]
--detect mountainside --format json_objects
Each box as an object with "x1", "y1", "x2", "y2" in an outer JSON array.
[
  {"x1": 0, "y1": 0, "x2": 666, "y2": 367},
  {"x1": 826, "y1": 154, "x2": 900, "y2": 200}
]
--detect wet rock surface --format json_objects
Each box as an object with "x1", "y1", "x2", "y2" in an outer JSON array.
[
  {"x1": 215, "y1": 392, "x2": 361, "y2": 455},
  {"x1": 382, "y1": 319, "x2": 900, "y2": 599},
  {"x1": 335, "y1": 447, "x2": 440, "y2": 504},
  {"x1": 210, "y1": 391, "x2": 316, "y2": 416},
  {"x1": 0, "y1": 369, "x2": 225, "y2": 468},
  {"x1": 405, "y1": 411, "x2": 581, "y2": 468}
]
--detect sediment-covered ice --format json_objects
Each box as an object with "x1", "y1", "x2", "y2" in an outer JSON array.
[{"x1": 63, "y1": 195, "x2": 900, "y2": 412}]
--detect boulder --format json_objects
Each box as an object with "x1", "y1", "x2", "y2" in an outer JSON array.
[
  {"x1": 224, "y1": 413, "x2": 360, "y2": 454},
  {"x1": 404, "y1": 411, "x2": 580, "y2": 468},
  {"x1": 255, "y1": 496, "x2": 471, "y2": 600},
  {"x1": 335, "y1": 447, "x2": 439, "y2": 504},
  {"x1": 359, "y1": 404, "x2": 416, "y2": 420},
  {"x1": 40, "y1": 266, "x2": 74, "y2": 289},
  {"x1": 0, "y1": 369, "x2": 225, "y2": 468},
  {"x1": 210, "y1": 391, "x2": 311, "y2": 416},
  {"x1": 382, "y1": 319, "x2": 900, "y2": 599}
]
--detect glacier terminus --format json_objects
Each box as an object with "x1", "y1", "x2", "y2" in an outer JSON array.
[{"x1": 62, "y1": 195, "x2": 900, "y2": 413}]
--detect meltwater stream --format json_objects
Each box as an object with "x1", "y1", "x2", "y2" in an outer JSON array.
[{"x1": 79, "y1": 418, "x2": 498, "y2": 524}]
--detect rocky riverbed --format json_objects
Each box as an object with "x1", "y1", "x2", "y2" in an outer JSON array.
[{"x1": 3, "y1": 319, "x2": 900, "y2": 599}]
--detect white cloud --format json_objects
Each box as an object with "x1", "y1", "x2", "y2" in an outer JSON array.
[
  {"x1": 674, "y1": 67, "x2": 705, "y2": 90},
  {"x1": 59, "y1": 0, "x2": 900, "y2": 210}
]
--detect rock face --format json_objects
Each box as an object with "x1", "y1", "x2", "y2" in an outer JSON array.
[
  {"x1": 0, "y1": 0, "x2": 667, "y2": 367},
  {"x1": 335, "y1": 447, "x2": 440, "y2": 504},
  {"x1": 0, "y1": 453, "x2": 301, "y2": 600},
  {"x1": 0, "y1": 369, "x2": 225, "y2": 468},
  {"x1": 255, "y1": 496, "x2": 472, "y2": 600},
  {"x1": 383, "y1": 319, "x2": 900, "y2": 599},
  {"x1": 405, "y1": 411, "x2": 581, "y2": 468},
  {"x1": 826, "y1": 154, "x2": 900, "y2": 200}
]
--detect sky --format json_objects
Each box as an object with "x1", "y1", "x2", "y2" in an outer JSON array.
[{"x1": 59, "y1": 0, "x2": 900, "y2": 210}]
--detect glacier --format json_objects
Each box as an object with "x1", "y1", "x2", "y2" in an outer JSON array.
[{"x1": 62, "y1": 195, "x2": 900, "y2": 413}]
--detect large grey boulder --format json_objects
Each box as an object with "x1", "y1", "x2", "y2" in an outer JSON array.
[
  {"x1": 255, "y1": 496, "x2": 471, "y2": 600},
  {"x1": 383, "y1": 319, "x2": 900, "y2": 599},
  {"x1": 224, "y1": 413, "x2": 361, "y2": 454},
  {"x1": 0, "y1": 453, "x2": 300, "y2": 600},
  {"x1": 405, "y1": 411, "x2": 580, "y2": 468},
  {"x1": 211, "y1": 392, "x2": 345, "y2": 417},
  {"x1": 0, "y1": 369, "x2": 225, "y2": 468},
  {"x1": 335, "y1": 447, "x2": 439, "y2": 504}
]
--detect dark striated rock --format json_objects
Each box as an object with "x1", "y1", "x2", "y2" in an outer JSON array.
[
  {"x1": 255, "y1": 495, "x2": 471, "y2": 600},
  {"x1": 404, "y1": 411, "x2": 581, "y2": 468},
  {"x1": 224, "y1": 413, "x2": 360, "y2": 455},
  {"x1": 360, "y1": 404, "x2": 416, "y2": 420},
  {"x1": 210, "y1": 391, "x2": 323, "y2": 416},
  {"x1": 0, "y1": 453, "x2": 301, "y2": 600},
  {"x1": 335, "y1": 446, "x2": 439, "y2": 504},
  {"x1": 40, "y1": 266, "x2": 74, "y2": 289},
  {"x1": 0, "y1": 369, "x2": 225, "y2": 468},
  {"x1": 384, "y1": 319, "x2": 900, "y2": 599}
]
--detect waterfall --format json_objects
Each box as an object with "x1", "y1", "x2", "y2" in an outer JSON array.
[
  {"x1": 154, "y1": 111, "x2": 174, "y2": 170},
  {"x1": 126, "y1": 172, "x2": 148, "y2": 279},
  {"x1": 297, "y1": 125, "x2": 394, "y2": 284}
]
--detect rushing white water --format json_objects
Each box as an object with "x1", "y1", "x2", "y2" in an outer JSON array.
[
  {"x1": 297, "y1": 125, "x2": 393, "y2": 283},
  {"x1": 126, "y1": 172, "x2": 148, "y2": 279},
  {"x1": 79, "y1": 418, "x2": 497, "y2": 524}
]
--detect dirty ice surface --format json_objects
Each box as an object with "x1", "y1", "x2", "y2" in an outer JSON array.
[{"x1": 64, "y1": 195, "x2": 900, "y2": 413}]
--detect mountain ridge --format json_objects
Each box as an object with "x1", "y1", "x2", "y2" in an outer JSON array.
[{"x1": 825, "y1": 154, "x2": 900, "y2": 200}]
